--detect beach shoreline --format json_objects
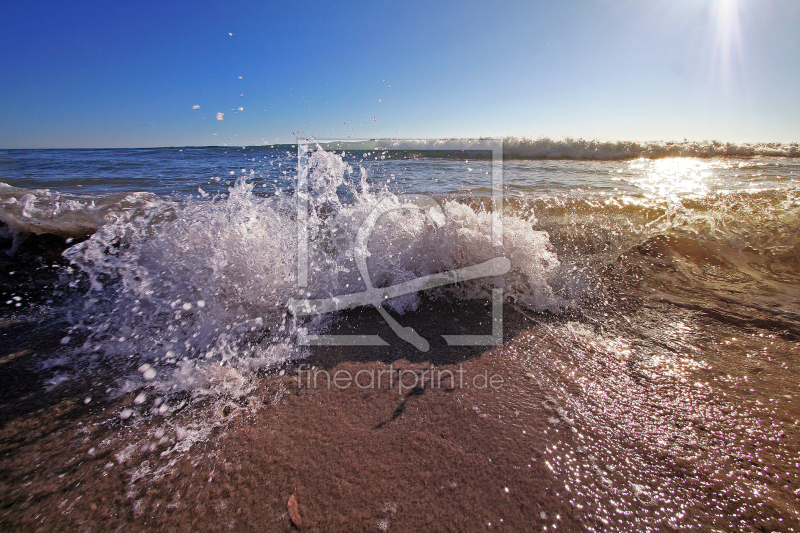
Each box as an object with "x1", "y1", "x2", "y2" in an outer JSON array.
[{"x1": 2, "y1": 303, "x2": 799, "y2": 531}]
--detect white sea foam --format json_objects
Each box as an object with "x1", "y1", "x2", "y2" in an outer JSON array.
[{"x1": 0, "y1": 183, "x2": 160, "y2": 252}]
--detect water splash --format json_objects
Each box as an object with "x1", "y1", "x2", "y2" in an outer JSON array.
[{"x1": 61, "y1": 147, "x2": 562, "y2": 397}]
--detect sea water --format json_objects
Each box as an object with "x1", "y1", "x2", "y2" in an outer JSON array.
[{"x1": 1, "y1": 139, "x2": 800, "y2": 530}]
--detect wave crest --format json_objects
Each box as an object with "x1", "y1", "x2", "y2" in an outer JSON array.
[{"x1": 323, "y1": 137, "x2": 800, "y2": 160}]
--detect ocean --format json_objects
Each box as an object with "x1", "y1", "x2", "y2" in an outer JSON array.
[{"x1": 1, "y1": 139, "x2": 799, "y2": 531}]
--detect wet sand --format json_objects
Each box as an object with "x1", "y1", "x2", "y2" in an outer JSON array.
[
  {"x1": 2, "y1": 235, "x2": 800, "y2": 531},
  {"x1": 2, "y1": 315, "x2": 800, "y2": 531}
]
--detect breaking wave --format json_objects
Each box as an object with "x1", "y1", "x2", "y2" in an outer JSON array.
[
  {"x1": 56, "y1": 148, "x2": 561, "y2": 397},
  {"x1": 323, "y1": 137, "x2": 800, "y2": 160}
]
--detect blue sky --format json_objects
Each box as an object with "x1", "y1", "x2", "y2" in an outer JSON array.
[{"x1": 1, "y1": 0, "x2": 798, "y2": 148}]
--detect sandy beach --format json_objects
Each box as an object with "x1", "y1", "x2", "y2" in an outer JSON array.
[{"x1": 2, "y1": 257, "x2": 799, "y2": 532}]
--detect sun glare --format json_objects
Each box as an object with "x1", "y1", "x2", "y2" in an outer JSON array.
[
  {"x1": 629, "y1": 157, "x2": 712, "y2": 199},
  {"x1": 710, "y1": 0, "x2": 744, "y2": 88}
]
